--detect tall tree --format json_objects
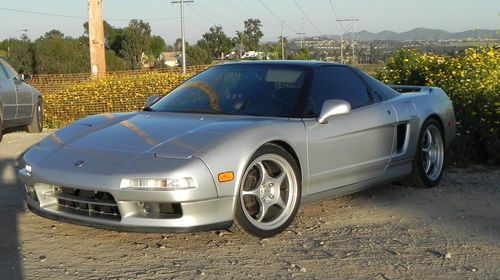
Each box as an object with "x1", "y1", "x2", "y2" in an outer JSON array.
[
  {"x1": 83, "y1": 21, "x2": 124, "y2": 55},
  {"x1": 43, "y1": 30, "x2": 65, "y2": 39},
  {"x1": 148, "y1": 35, "x2": 167, "y2": 58},
  {"x1": 296, "y1": 47, "x2": 310, "y2": 60},
  {"x1": 232, "y1": 31, "x2": 245, "y2": 57},
  {"x1": 185, "y1": 45, "x2": 212, "y2": 66},
  {"x1": 120, "y1": 20, "x2": 152, "y2": 70},
  {"x1": 242, "y1": 19, "x2": 263, "y2": 51},
  {"x1": 202, "y1": 25, "x2": 232, "y2": 59},
  {"x1": 5, "y1": 34, "x2": 34, "y2": 74},
  {"x1": 174, "y1": 38, "x2": 183, "y2": 52},
  {"x1": 33, "y1": 35, "x2": 89, "y2": 74}
]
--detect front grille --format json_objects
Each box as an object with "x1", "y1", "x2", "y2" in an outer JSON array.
[{"x1": 45, "y1": 187, "x2": 120, "y2": 220}]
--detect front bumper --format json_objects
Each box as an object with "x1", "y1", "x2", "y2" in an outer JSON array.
[{"x1": 19, "y1": 168, "x2": 235, "y2": 232}]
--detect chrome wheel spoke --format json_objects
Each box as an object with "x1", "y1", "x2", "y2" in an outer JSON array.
[
  {"x1": 256, "y1": 161, "x2": 271, "y2": 186},
  {"x1": 424, "y1": 158, "x2": 432, "y2": 174},
  {"x1": 275, "y1": 197, "x2": 287, "y2": 209},
  {"x1": 239, "y1": 152, "x2": 299, "y2": 231},
  {"x1": 274, "y1": 171, "x2": 287, "y2": 186},
  {"x1": 242, "y1": 188, "x2": 260, "y2": 198},
  {"x1": 256, "y1": 199, "x2": 270, "y2": 222},
  {"x1": 420, "y1": 124, "x2": 444, "y2": 181}
]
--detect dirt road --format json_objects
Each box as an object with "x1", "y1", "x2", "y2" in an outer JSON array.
[{"x1": 0, "y1": 130, "x2": 498, "y2": 280}]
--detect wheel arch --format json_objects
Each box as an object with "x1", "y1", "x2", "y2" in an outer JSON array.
[
  {"x1": 423, "y1": 114, "x2": 445, "y2": 142},
  {"x1": 267, "y1": 140, "x2": 302, "y2": 178}
]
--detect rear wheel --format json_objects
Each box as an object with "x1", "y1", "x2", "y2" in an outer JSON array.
[
  {"x1": 231, "y1": 144, "x2": 301, "y2": 238},
  {"x1": 405, "y1": 118, "x2": 445, "y2": 188},
  {"x1": 27, "y1": 99, "x2": 43, "y2": 133}
]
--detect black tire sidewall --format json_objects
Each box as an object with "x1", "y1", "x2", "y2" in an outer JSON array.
[
  {"x1": 28, "y1": 100, "x2": 43, "y2": 133},
  {"x1": 415, "y1": 119, "x2": 445, "y2": 187},
  {"x1": 234, "y1": 144, "x2": 302, "y2": 238}
]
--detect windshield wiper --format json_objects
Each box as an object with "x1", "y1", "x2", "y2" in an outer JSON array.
[{"x1": 143, "y1": 107, "x2": 155, "y2": 112}]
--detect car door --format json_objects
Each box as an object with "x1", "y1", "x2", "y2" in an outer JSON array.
[
  {"x1": 0, "y1": 61, "x2": 17, "y2": 121},
  {"x1": 1, "y1": 59, "x2": 33, "y2": 119},
  {"x1": 304, "y1": 66, "x2": 396, "y2": 194}
]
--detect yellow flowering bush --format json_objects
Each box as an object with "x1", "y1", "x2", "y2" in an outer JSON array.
[
  {"x1": 43, "y1": 72, "x2": 193, "y2": 127},
  {"x1": 378, "y1": 47, "x2": 500, "y2": 164}
]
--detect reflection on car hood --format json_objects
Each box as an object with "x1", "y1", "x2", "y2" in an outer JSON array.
[{"x1": 45, "y1": 112, "x2": 265, "y2": 161}]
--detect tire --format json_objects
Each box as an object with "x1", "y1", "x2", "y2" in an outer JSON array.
[
  {"x1": 405, "y1": 118, "x2": 445, "y2": 188},
  {"x1": 27, "y1": 99, "x2": 43, "y2": 133},
  {"x1": 231, "y1": 144, "x2": 301, "y2": 238}
]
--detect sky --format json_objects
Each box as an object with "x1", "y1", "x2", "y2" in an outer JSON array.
[{"x1": 0, "y1": 0, "x2": 498, "y2": 44}]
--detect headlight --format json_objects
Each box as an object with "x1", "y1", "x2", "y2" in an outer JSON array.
[
  {"x1": 120, "y1": 177, "x2": 196, "y2": 190},
  {"x1": 25, "y1": 164, "x2": 33, "y2": 176}
]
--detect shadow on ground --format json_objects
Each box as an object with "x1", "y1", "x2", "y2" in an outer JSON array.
[{"x1": 0, "y1": 152, "x2": 26, "y2": 280}]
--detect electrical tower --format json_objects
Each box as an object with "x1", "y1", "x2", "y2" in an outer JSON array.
[
  {"x1": 336, "y1": 17, "x2": 359, "y2": 64},
  {"x1": 88, "y1": 0, "x2": 106, "y2": 77},
  {"x1": 297, "y1": 17, "x2": 305, "y2": 49},
  {"x1": 280, "y1": 20, "x2": 285, "y2": 60},
  {"x1": 172, "y1": 0, "x2": 193, "y2": 74}
]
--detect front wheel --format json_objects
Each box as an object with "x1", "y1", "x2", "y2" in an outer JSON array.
[
  {"x1": 405, "y1": 118, "x2": 445, "y2": 188},
  {"x1": 231, "y1": 144, "x2": 301, "y2": 238},
  {"x1": 27, "y1": 100, "x2": 43, "y2": 133}
]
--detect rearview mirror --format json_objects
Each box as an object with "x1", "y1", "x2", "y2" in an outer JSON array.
[
  {"x1": 317, "y1": 99, "x2": 351, "y2": 124},
  {"x1": 20, "y1": 74, "x2": 32, "y2": 81},
  {"x1": 146, "y1": 95, "x2": 161, "y2": 108}
]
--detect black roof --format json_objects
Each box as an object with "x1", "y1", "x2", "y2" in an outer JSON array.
[{"x1": 218, "y1": 60, "x2": 345, "y2": 68}]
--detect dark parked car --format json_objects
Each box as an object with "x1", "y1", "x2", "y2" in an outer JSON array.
[{"x1": 0, "y1": 57, "x2": 43, "y2": 142}]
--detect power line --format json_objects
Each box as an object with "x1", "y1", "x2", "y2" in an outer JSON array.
[
  {"x1": 256, "y1": 0, "x2": 298, "y2": 34},
  {"x1": 238, "y1": 0, "x2": 264, "y2": 18},
  {"x1": 0, "y1": 7, "x2": 178, "y2": 22},
  {"x1": 258, "y1": 0, "x2": 282, "y2": 22},
  {"x1": 293, "y1": 0, "x2": 323, "y2": 35},
  {"x1": 192, "y1": 2, "x2": 240, "y2": 31},
  {"x1": 328, "y1": 0, "x2": 340, "y2": 19},
  {"x1": 0, "y1": 7, "x2": 85, "y2": 19},
  {"x1": 224, "y1": 0, "x2": 253, "y2": 20}
]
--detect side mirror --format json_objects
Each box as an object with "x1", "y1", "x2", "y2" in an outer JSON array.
[
  {"x1": 146, "y1": 95, "x2": 161, "y2": 108},
  {"x1": 317, "y1": 99, "x2": 351, "y2": 124},
  {"x1": 20, "y1": 74, "x2": 32, "y2": 81}
]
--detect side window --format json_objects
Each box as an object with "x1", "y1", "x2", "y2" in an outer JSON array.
[
  {"x1": 0, "y1": 61, "x2": 20, "y2": 80},
  {"x1": 0, "y1": 63, "x2": 7, "y2": 80},
  {"x1": 307, "y1": 66, "x2": 372, "y2": 116}
]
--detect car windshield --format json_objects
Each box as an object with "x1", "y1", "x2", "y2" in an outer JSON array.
[{"x1": 150, "y1": 64, "x2": 309, "y2": 117}]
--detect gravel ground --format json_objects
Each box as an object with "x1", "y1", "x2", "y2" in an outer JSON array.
[{"x1": 0, "y1": 130, "x2": 499, "y2": 280}]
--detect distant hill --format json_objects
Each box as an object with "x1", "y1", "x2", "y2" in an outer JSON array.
[
  {"x1": 302, "y1": 28, "x2": 499, "y2": 41},
  {"x1": 353, "y1": 28, "x2": 499, "y2": 41}
]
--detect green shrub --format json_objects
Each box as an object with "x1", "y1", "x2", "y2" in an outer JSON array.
[{"x1": 378, "y1": 47, "x2": 499, "y2": 164}]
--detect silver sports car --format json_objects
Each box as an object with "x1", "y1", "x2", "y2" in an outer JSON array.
[
  {"x1": 0, "y1": 57, "x2": 44, "y2": 142},
  {"x1": 19, "y1": 61, "x2": 455, "y2": 237}
]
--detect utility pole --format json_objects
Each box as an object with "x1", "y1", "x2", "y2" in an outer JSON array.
[
  {"x1": 336, "y1": 17, "x2": 359, "y2": 64},
  {"x1": 297, "y1": 17, "x2": 305, "y2": 49},
  {"x1": 88, "y1": 0, "x2": 106, "y2": 78},
  {"x1": 7, "y1": 29, "x2": 28, "y2": 58},
  {"x1": 280, "y1": 20, "x2": 285, "y2": 60},
  {"x1": 172, "y1": 0, "x2": 193, "y2": 74}
]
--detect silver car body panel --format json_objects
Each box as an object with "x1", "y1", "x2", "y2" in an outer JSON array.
[
  {"x1": 0, "y1": 57, "x2": 41, "y2": 127},
  {"x1": 19, "y1": 63, "x2": 455, "y2": 232}
]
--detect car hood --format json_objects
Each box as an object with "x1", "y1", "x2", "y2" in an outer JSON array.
[{"x1": 39, "y1": 112, "x2": 269, "y2": 162}]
